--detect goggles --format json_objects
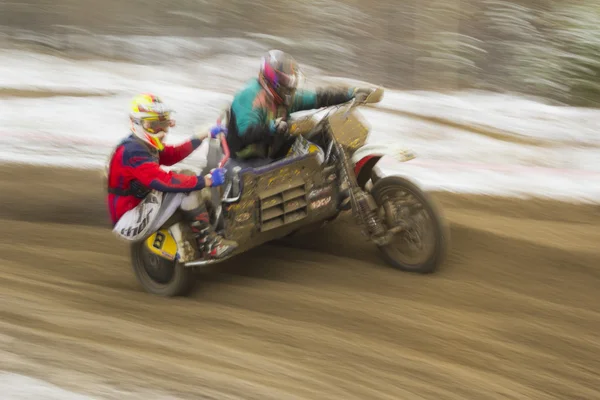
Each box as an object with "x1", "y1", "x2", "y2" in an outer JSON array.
[{"x1": 141, "y1": 114, "x2": 174, "y2": 134}]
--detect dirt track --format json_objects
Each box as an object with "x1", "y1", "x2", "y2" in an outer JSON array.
[{"x1": 1, "y1": 163, "x2": 600, "y2": 399}]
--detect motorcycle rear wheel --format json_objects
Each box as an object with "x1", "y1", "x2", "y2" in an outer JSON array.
[
  {"x1": 370, "y1": 176, "x2": 448, "y2": 274},
  {"x1": 130, "y1": 241, "x2": 196, "y2": 297}
]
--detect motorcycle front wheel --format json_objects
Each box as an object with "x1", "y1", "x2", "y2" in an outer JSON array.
[{"x1": 370, "y1": 176, "x2": 448, "y2": 274}]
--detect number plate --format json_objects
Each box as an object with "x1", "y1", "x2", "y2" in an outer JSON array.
[{"x1": 145, "y1": 229, "x2": 178, "y2": 260}]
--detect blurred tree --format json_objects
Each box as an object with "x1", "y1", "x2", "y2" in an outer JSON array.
[
  {"x1": 413, "y1": 0, "x2": 486, "y2": 90},
  {"x1": 547, "y1": 1, "x2": 600, "y2": 106},
  {"x1": 2, "y1": 0, "x2": 600, "y2": 106}
]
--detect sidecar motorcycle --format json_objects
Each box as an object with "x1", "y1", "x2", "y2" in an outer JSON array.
[{"x1": 130, "y1": 87, "x2": 449, "y2": 296}]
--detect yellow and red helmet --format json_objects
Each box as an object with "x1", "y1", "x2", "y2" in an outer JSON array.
[{"x1": 129, "y1": 93, "x2": 174, "y2": 151}]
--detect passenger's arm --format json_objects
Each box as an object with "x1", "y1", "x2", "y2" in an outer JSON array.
[
  {"x1": 124, "y1": 145, "x2": 206, "y2": 192},
  {"x1": 159, "y1": 138, "x2": 203, "y2": 166}
]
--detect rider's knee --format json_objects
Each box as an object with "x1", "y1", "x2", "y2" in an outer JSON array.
[
  {"x1": 181, "y1": 188, "x2": 212, "y2": 210},
  {"x1": 178, "y1": 168, "x2": 197, "y2": 176},
  {"x1": 181, "y1": 190, "x2": 201, "y2": 210},
  {"x1": 198, "y1": 187, "x2": 212, "y2": 201}
]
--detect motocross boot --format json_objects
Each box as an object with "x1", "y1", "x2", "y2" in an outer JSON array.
[{"x1": 183, "y1": 206, "x2": 238, "y2": 260}]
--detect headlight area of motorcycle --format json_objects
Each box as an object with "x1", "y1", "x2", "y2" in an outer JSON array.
[{"x1": 394, "y1": 149, "x2": 416, "y2": 162}]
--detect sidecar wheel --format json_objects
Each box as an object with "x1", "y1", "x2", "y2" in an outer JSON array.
[
  {"x1": 130, "y1": 241, "x2": 196, "y2": 297},
  {"x1": 371, "y1": 176, "x2": 448, "y2": 274}
]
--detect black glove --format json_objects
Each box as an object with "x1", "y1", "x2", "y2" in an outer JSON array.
[
  {"x1": 352, "y1": 87, "x2": 373, "y2": 103},
  {"x1": 273, "y1": 118, "x2": 289, "y2": 135}
]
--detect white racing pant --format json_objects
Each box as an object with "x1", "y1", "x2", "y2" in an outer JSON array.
[{"x1": 113, "y1": 189, "x2": 208, "y2": 243}]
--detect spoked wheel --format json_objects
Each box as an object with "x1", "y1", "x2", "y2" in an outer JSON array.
[
  {"x1": 370, "y1": 176, "x2": 448, "y2": 274},
  {"x1": 130, "y1": 241, "x2": 196, "y2": 297}
]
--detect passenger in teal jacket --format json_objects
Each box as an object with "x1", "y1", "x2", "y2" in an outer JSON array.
[{"x1": 226, "y1": 49, "x2": 372, "y2": 162}]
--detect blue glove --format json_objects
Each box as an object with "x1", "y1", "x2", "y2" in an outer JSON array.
[
  {"x1": 210, "y1": 125, "x2": 228, "y2": 139},
  {"x1": 209, "y1": 167, "x2": 227, "y2": 186}
]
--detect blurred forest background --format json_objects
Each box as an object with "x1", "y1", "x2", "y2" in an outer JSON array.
[{"x1": 1, "y1": 0, "x2": 599, "y2": 107}]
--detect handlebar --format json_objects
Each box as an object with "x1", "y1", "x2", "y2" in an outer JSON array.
[
  {"x1": 218, "y1": 133, "x2": 230, "y2": 169},
  {"x1": 212, "y1": 87, "x2": 381, "y2": 168}
]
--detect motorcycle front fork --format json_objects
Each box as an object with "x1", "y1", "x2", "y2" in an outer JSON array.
[
  {"x1": 346, "y1": 185, "x2": 392, "y2": 246},
  {"x1": 334, "y1": 143, "x2": 392, "y2": 245}
]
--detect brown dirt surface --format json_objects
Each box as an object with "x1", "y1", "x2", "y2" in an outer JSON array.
[{"x1": 1, "y1": 163, "x2": 600, "y2": 399}]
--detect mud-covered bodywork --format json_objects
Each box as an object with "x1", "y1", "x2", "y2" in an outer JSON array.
[
  {"x1": 204, "y1": 102, "x2": 375, "y2": 255},
  {"x1": 131, "y1": 86, "x2": 448, "y2": 297},
  {"x1": 221, "y1": 153, "x2": 340, "y2": 253},
  {"x1": 328, "y1": 107, "x2": 370, "y2": 153}
]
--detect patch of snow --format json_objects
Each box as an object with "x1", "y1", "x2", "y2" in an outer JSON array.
[{"x1": 1, "y1": 49, "x2": 600, "y2": 202}]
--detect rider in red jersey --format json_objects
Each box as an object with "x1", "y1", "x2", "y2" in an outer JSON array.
[{"x1": 105, "y1": 93, "x2": 237, "y2": 260}]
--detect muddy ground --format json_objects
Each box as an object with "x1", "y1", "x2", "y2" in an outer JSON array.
[{"x1": 1, "y1": 163, "x2": 599, "y2": 399}]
